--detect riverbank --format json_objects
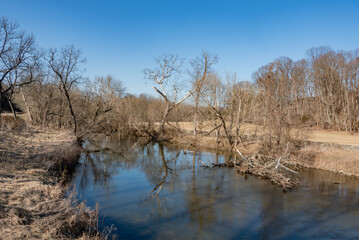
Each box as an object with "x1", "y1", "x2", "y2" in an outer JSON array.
[
  {"x1": 164, "y1": 123, "x2": 359, "y2": 179},
  {"x1": 0, "y1": 119, "x2": 103, "y2": 239}
]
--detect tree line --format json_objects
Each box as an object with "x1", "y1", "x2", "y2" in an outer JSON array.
[{"x1": 1, "y1": 16, "x2": 358, "y2": 146}]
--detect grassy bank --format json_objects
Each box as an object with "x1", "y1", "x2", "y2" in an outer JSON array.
[
  {"x1": 295, "y1": 143, "x2": 359, "y2": 177},
  {"x1": 0, "y1": 117, "x2": 107, "y2": 240},
  {"x1": 165, "y1": 122, "x2": 359, "y2": 179}
]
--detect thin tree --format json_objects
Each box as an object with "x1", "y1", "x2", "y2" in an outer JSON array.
[
  {"x1": 190, "y1": 50, "x2": 218, "y2": 136},
  {"x1": 45, "y1": 45, "x2": 86, "y2": 135}
]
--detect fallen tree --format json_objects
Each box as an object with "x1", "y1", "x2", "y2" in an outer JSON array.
[{"x1": 198, "y1": 144, "x2": 299, "y2": 191}]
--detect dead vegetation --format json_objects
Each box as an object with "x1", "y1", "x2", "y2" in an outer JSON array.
[
  {"x1": 295, "y1": 143, "x2": 359, "y2": 177},
  {"x1": 0, "y1": 120, "x2": 113, "y2": 240},
  {"x1": 0, "y1": 115, "x2": 27, "y2": 131},
  {"x1": 168, "y1": 124, "x2": 359, "y2": 190},
  {"x1": 209, "y1": 150, "x2": 299, "y2": 191},
  {"x1": 168, "y1": 132, "x2": 299, "y2": 191}
]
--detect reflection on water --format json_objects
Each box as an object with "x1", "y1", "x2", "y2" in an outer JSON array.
[{"x1": 73, "y1": 135, "x2": 359, "y2": 240}]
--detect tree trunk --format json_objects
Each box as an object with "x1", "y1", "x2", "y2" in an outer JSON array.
[
  {"x1": 8, "y1": 97, "x2": 17, "y2": 119},
  {"x1": 0, "y1": 88, "x2": 2, "y2": 118},
  {"x1": 63, "y1": 89, "x2": 77, "y2": 134},
  {"x1": 20, "y1": 87, "x2": 32, "y2": 122},
  {"x1": 3, "y1": 90, "x2": 17, "y2": 119},
  {"x1": 158, "y1": 103, "x2": 170, "y2": 137},
  {"x1": 215, "y1": 124, "x2": 221, "y2": 147},
  {"x1": 193, "y1": 108, "x2": 198, "y2": 136},
  {"x1": 234, "y1": 99, "x2": 242, "y2": 147},
  {"x1": 193, "y1": 92, "x2": 200, "y2": 136}
]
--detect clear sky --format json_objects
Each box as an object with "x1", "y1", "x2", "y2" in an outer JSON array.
[{"x1": 1, "y1": 0, "x2": 359, "y2": 95}]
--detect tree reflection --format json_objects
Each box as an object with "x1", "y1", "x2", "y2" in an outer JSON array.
[
  {"x1": 151, "y1": 144, "x2": 173, "y2": 198},
  {"x1": 74, "y1": 136, "x2": 359, "y2": 239},
  {"x1": 77, "y1": 135, "x2": 146, "y2": 192},
  {"x1": 77, "y1": 135, "x2": 235, "y2": 232}
]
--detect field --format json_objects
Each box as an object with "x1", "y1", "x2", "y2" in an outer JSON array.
[{"x1": 174, "y1": 121, "x2": 359, "y2": 147}]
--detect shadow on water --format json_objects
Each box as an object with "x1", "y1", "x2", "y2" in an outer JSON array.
[{"x1": 73, "y1": 134, "x2": 359, "y2": 240}]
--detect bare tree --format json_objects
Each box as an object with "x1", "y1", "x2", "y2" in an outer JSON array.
[
  {"x1": 190, "y1": 50, "x2": 218, "y2": 136},
  {"x1": 200, "y1": 73, "x2": 230, "y2": 146},
  {"x1": 0, "y1": 16, "x2": 37, "y2": 117},
  {"x1": 229, "y1": 77, "x2": 258, "y2": 149},
  {"x1": 144, "y1": 54, "x2": 197, "y2": 138},
  {"x1": 84, "y1": 75, "x2": 125, "y2": 134},
  {"x1": 45, "y1": 45, "x2": 86, "y2": 134}
]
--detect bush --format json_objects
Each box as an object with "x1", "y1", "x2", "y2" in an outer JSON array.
[{"x1": 0, "y1": 115, "x2": 27, "y2": 131}]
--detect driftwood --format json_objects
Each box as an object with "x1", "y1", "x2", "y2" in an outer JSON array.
[
  {"x1": 132, "y1": 123, "x2": 157, "y2": 140},
  {"x1": 201, "y1": 147, "x2": 299, "y2": 191}
]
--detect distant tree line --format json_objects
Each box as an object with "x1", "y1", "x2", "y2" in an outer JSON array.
[{"x1": 254, "y1": 47, "x2": 359, "y2": 132}]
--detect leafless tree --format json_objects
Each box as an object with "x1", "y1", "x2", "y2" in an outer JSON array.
[
  {"x1": 190, "y1": 50, "x2": 218, "y2": 136},
  {"x1": 144, "y1": 54, "x2": 197, "y2": 138},
  {"x1": 0, "y1": 16, "x2": 37, "y2": 117},
  {"x1": 229, "y1": 76, "x2": 258, "y2": 149},
  {"x1": 199, "y1": 73, "x2": 230, "y2": 145},
  {"x1": 45, "y1": 45, "x2": 86, "y2": 134},
  {"x1": 82, "y1": 75, "x2": 125, "y2": 134}
]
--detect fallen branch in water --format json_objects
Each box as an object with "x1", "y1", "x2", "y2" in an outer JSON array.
[
  {"x1": 199, "y1": 159, "x2": 212, "y2": 167},
  {"x1": 203, "y1": 147, "x2": 299, "y2": 191}
]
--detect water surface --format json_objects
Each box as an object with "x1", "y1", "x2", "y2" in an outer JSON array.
[{"x1": 73, "y1": 135, "x2": 359, "y2": 239}]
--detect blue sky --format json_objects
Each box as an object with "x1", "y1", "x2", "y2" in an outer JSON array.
[{"x1": 1, "y1": 0, "x2": 359, "y2": 95}]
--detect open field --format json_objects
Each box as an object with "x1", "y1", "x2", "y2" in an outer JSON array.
[
  {"x1": 174, "y1": 122, "x2": 359, "y2": 147},
  {"x1": 306, "y1": 129, "x2": 359, "y2": 147}
]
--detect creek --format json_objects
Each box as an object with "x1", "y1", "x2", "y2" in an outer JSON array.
[{"x1": 72, "y1": 135, "x2": 359, "y2": 239}]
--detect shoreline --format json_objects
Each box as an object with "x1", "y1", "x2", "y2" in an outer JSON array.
[
  {"x1": 0, "y1": 125, "x2": 103, "y2": 239},
  {"x1": 165, "y1": 132, "x2": 359, "y2": 179}
]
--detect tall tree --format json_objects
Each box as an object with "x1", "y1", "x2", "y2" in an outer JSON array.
[
  {"x1": 45, "y1": 45, "x2": 86, "y2": 134},
  {"x1": 190, "y1": 50, "x2": 218, "y2": 136},
  {"x1": 0, "y1": 16, "x2": 36, "y2": 117},
  {"x1": 144, "y1": 54, "x2": 197, "y2": 138}
]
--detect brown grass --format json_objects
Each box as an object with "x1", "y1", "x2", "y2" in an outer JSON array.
[
  {"x1": 306, "y1": 129, "x2": 359, "y2": 147},
  {"x1": 296, "y1": 144, "x2": 359, "y2": 177},
  {"x1": 169, "y1": 132, "x2": 259, "y2": 156},
  {"x1": 173, "y1": 121, "x2": 359, "y2": 147},
  {"x1": 0, "y1": 120, "x2": 113, "y2": 239},
  {"x1": 0, "y1": 115, "x2": 27, "y2": 131},
  {"x1": 168, "y1": 121, "x2": 359, "y2": 179}
]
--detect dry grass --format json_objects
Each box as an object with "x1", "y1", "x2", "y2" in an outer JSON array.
[
  {"x1": 306, "y1": 129, "x2": 359, "y2": 147},
  {"x1": 297, "y1": 144, "x2": 359, "y2": 177},
  {"x1": 173, "y1": 121, "x2": 359, "y2": 147},
  {"x1": 0, "y1": 120, "x2": 112, "y2": 240},
  {"x1": 169, "y1": 121, "x2": 359, "y2": 178},
  {"x1": 0, "y1": 115, "x2": 27, "y2": 131},
  {"x1": 170, "y1": 132, "x2": 259, "y2": 156},
  {"x1": 173, "y1": 121, "x2": 260, "y2": 137}
]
